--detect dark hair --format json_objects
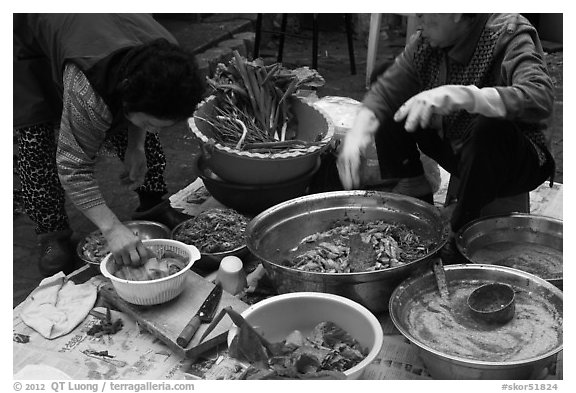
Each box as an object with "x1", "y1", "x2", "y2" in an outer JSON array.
[{"x1": 120, "y1": 39, "x2": 205, "y2": 121}]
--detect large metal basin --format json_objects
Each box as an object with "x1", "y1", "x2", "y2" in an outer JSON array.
[
  {"x1": 389, "y1": 264, "x2": 563, "y2": 379},
  {"x1": 456, "y1": 214, "x2": 563, "y2": 289},
  {"x1": 245, "y1": 190, "x2": 448, "y2": 313}
]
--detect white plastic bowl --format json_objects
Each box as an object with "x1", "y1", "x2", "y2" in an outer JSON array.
[
  {"x1": 227, "y1": 292, "x2": 384, "y2": 379},
  {"x1": 100, "y1": 239, "x2": 201, "y2": 305}
]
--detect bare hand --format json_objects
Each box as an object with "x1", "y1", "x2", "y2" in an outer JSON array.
[
  {"x1": 104, "y1": 224, "x2": 150, "y2": 266},
  {"x1": 121, "y1": 146, "x2": 148, "y2": 190}
]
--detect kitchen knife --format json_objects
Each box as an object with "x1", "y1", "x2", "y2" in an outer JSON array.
[
  {"x1": 176, "y1": 283, "x2": 223, "y2": 347},
  {"x1": 197, "y1": 306, "x2": 230, "y2": 344}
]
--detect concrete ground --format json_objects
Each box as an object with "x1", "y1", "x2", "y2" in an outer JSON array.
[{"x1": 12, "y1": 14, "x2": 563, "y2": 307}]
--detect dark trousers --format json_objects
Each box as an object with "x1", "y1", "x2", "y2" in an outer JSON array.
[{"x1": 374, "y1": 116, "x2": 555, "y2": 232}]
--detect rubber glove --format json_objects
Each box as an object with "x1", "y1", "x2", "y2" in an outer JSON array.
[
  {"x1": 394, "y1": 85, "x2": 507, "y2": 132},
  {"x1": 337, "y1": 106, "x2": 380, "y2": 190}
]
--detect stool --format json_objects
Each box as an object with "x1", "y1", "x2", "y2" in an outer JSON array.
[
  {"x1": 445, "y1": 176, "x2": 530, "y2": 216},
  {"x1": 253, "y1": 13, "x2": 356, "y2": 74}
]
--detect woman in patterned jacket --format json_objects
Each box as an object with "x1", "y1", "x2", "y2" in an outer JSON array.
[
  {"x1": 14, "y1": 14, "x2": 205, "y2": 275},
  {"x1": 337, "y1": 14, "x2": 556, "y2": 261}
]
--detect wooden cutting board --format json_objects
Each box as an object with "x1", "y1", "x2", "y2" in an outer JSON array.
[{"x1": 99, "y1": 270, "x2": 249, "y2": 359}]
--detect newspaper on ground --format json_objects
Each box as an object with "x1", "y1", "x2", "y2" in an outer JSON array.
[
  {"x1": 169, "y1": 178, "x2": 224, "y2": 216},
  {"x1": 14, "y1": 289, "x2": 193, "y2": 380}
]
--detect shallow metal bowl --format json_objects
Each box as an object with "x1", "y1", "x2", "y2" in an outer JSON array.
[
  {"x1": 456, "y1": 214, "x2": 563, "y2": 289},
  {"x1": 171, "y1": 215, "x2": 249, "y2": 272},
  {"x1": 76, "y1": 220, "x2": 171, "y2": 267},
  {"x1": 245, "y1": 190, "x2": 448, "y2": 313},
  {"x1": 389, "y1": 264, "x2": 563, "y2": 379}
]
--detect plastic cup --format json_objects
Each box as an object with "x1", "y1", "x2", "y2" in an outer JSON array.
[{"x1": 217, "y1": 256, "x2": 247, "y2": 295}]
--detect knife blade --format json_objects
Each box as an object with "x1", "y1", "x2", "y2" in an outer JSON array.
[
  {"x1": 196, "y1": 306, "x2": 229, "y2": 344},
  {"x1": 176, "y1": 283, "x2": 223, "y2": 348}
]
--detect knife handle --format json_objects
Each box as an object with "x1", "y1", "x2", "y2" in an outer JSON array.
[{"x1": 176, "y1": 315, "x2": 202, "y2": 348}]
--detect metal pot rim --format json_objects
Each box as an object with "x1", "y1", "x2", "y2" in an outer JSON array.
[
  {"x1": 77, "y1": 220, "x2": 171, "y2": 265},
  {"x1": 403, "y1": 334, "x2": 563, "y2": 368},
  {"x1": 246, "y1": 190, "x2": 448, "y2": 278},
  {"x1": 389, "y1": 263, "x2": 563, "y2": 367},
  {"x1": 457, "y1": 213, "x2": 563, "y2": 236},
  {"x1": 455, "y1": 213, "x2": 563, "y2": 282}
]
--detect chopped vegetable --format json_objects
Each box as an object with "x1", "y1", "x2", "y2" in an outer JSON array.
[
  {"x1": 87, "y1": 307, "x2": 124, "y2": 337},
  {"x1": 81, "y1": 232, "x2": 110, "y2": 263},
  {"x1": 197, "y1": 51, "x2": 325, "y2": 153},
  {"x1": 225, "y1": 308, "x2": 365, "y2": 380},
  {"x1": 288, "y1": 219, "x2": 436, "y2": 272},
  {"x1": 111, "y1": 249, "x2": 187, "y2": 281},
  {"x1": 172, "y1": 208, "x2": 248, "y2": 254}
]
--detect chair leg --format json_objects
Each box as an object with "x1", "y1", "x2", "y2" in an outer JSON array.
[
  {"x1": 345, "y1": 14, "x2": 356, "y2": 75},
  {"x1": 277, "y1": 14, "x2": 288, "y2": 63},
  {"x1": 312, "y1": 14, "x2": 319, "y2": 70},
  {"x1": 366, "y1": 13, "x2": 382, "y2": 89},
  {"x1": 253, "y1": 13, "x2": 263, "y2": 59}
]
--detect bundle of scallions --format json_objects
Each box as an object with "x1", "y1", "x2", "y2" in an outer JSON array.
[{"x1": 196, "y1": 51, "x2": 325, "y2": 152}]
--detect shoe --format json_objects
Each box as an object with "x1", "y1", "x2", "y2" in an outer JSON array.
[
  {"x1": 439, "y1": 231, "x2": 467, "y2": 265},
  {"x1": 132, "y1": 200, "x2": 191, "y2": 229},
  {"x1": 417, "y1": 193, "x2": 434, "y2": 205},
  {"x1": 441, "y1": 202, "x2": 456, "y2": 221},
  {"x1": 392, "y1": 175, "x2": 434, "y2": 204},
  {"x1": 38, "y1": 229, "x2": 76, "y2": 277}
]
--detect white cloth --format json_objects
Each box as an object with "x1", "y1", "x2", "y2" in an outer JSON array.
[{"x1": 20, "y1": 272, "x2": 98, "y2": 339}]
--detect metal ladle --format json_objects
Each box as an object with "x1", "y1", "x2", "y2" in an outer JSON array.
[
  {"x1": 467, "y1": 282, "x2": 516, "y2": 324},
  {"x1": 432, "y1": 258, "x2": 450, "y2": 300}
]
